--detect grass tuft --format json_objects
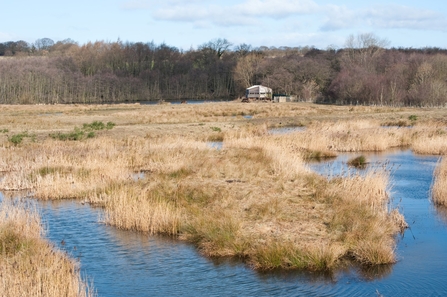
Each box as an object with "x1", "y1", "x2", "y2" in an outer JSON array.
[{"x1": 347, "y1": 155, "x2": 367, "y2": 168}]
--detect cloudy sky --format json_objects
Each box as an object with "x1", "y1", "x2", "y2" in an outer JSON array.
[{"x1": 2, "y1": 0, "x2": 447, "y2": 50}]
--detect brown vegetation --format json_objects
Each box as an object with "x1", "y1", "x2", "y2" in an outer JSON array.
[
  {"x1": 432, "y1": 158, "x2": 447, "y2": 206},
  {"x1": 1, "y1": 102, "x2": 447, "y2": 271},
  {"x1": 0, "y1": 201, "x2": 94, "y2": 297},
  {"x1": 2, "y1": 34, "x2": 447, "y2": 106}
]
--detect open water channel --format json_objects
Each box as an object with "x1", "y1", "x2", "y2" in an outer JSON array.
[{"x1": 2, "y1": 149, "x2": 447, "y2": 296}]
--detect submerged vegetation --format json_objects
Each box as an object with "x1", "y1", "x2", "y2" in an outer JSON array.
[{"x1": 1, "y1": 102, "x2": 446, "y2": 271}]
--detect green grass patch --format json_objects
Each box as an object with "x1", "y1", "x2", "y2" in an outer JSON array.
[
  {"x1": 49, "y1": 128, "x2": 84, "y2": 141},
  {"x1": 50, "y1": 121, "x2": 115, "y2": 141},
  {"x1": 83, "y1": 121, "x2": 116, "y2": 131},
  {"x1": 408, "y1": 114, "x2": 418, "y2": 122},
  {"x1": 8, "y1": 131, "x2": 35, "y2": 145},
  {"x1": 210, "y1": 126, "x2": 222, "y2": 132}
]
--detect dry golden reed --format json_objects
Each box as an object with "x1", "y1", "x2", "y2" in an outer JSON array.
[
  {"x1": 5, "y1": 102, "x2": 447, "y2": 271},
  {"x1": 0, "y1": 200, "x2": 94, "y2": 297},
  {"x1": 432, "y1": 158, "x2": 447, "y2": 206}
]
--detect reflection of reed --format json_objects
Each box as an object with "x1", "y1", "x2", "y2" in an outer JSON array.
[
  {"x1": 357, "y1": 263, "x2": 393, "y2": 281},
  {"x1": 255, "y1": 266, "x2": 338, "y2": 285},
  {"x1": 255, "y1": 260, "x2": 394, "y2": 284},
  {"x1": 434, "y1": 205, "x2": 447, "y2": 225},
  {"x1": 0, "y1": 190, "x2": 31, "y2": 200}
]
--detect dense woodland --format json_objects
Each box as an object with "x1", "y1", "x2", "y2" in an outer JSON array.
[{"x1": 1, "y1": 34, "x2": 447, "y2": 106}]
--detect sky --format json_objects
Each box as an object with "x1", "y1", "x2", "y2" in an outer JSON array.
[{"x1": 1, "y1": 0, "x2": 447, "y2": 50}]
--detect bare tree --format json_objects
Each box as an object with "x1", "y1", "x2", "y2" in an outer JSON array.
[
  {"x1": 233, "y1": 53, "x2": 263, "y2": 88},
  {"x1": 199, "y1": 38, "x2": 232, "y2": 59},
  {"x1": 34, "y1": 38, "x2": 55, "y2": 51},
  {"x1": 343, "y1": 33, "x2": 389, "y2": 70}
]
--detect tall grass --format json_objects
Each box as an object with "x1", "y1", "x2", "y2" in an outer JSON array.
[
  {"x1": 412, "y1": 134, "x2": 447, "y2": 155},
  {"x1": 0, "y1": 126, "x2": 405, "y2": 270},
  {"x1": 98, "y1": 181, "x2": 182, "y2": 235},
  {"x1": 0, "y1": 201, "x2": 94, "y2": 297},
  {"x1": 1, "y1": 102, "x2": 432, "y2": 271},
  {"x1": 432, "y1": 158, "x2": 447, "y2": 206}
]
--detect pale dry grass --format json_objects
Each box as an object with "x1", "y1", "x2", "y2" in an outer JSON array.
[
  {"x1": 0, "y1": 138, "x2": 134, "y2": 198},
  {"x1": 302, "y1": 119, "x2": 412, "y2": 152},
  {"x1": 5, "y1": 102, "x2": 445, "y2": 270},
  {"x1": 412, "y1": 132, "x2": 447, "y2": 155},
  {"x1": 432, "y1": 158, "x2": 447, "y2": 206},
  {"x1": 99, "y1": 182, "x2": 182, "y2": 235},
  {"x1": 0, "y1": 201, "x2": 94, "y2": 297}
]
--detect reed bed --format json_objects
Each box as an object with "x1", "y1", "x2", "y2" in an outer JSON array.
[
  {"x1": 0, "y1": 200, "x2": 94, "y2": 297},
  {"x1": 3, "y1": 102, "x2": 447, "y2": 271},
  {"x1": 300, "y1": 119, "x2": 412, "y2": 152},
  {"x1": 0, "y1": 138, "x2": 134, "y2": 199},
  {"x1": 87, "y1": 132, "x2": 402, "y2": 269},
  {"x1": 432, "y1": 158, "x2": 447, "y2": 206},
  {"x1": 411, "y1": 126, "x2": 447, "y2": 155}
]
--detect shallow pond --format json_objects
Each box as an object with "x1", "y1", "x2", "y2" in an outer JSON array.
[{"x1": 2, "y1": 149, "x2": 447, "y2": 296}]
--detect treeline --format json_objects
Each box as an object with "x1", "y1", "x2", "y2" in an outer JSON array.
[{"x1": 1, "y1": 35, "x2": 447, "y2": 106}]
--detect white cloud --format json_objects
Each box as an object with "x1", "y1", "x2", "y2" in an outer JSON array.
[
  {"x1": 152, "y1": 0, "x2": 320, "y2": 26},
  {"x1": 320, "y1": 5, "x2": 357, "y2": 31},
  {"x1": 155, "y1": 5, "x2": 210, "y2": 22},
  {"x1": 119, "y1": 0, "x2": 447, "y2": 49},
  {"x1": 234, "y1": 0, "x2": 319, "y2": 17},
  {"x1": 320, "y1": 4, "x2": 447, "y2": 32},
  {"x1": 365, "y1": 5, "x2": 447, "y2": 31}
]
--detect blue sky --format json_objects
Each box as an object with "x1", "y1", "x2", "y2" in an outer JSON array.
[{"x1": 2, "y1": 0, "x2": 447, "y2": 50}]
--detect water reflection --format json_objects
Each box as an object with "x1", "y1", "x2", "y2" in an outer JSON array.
[
  {"x1": 434, "y1": 205, "x2": 447, "y2": 225},
  {"x1": 356, "y1": 263, "x2": 393, "y2": 281}
]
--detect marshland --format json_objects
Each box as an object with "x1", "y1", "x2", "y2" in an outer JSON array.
[{"x1": 1, "y1": 102, "x2": 447, "y2": 296}]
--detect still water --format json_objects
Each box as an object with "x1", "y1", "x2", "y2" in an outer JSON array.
[{"x1": 3, "y1": 150, "x2": 447, "y2": 296}]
